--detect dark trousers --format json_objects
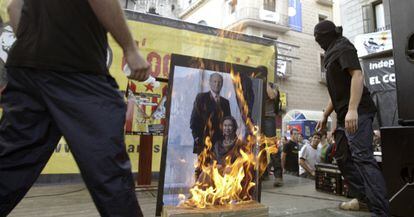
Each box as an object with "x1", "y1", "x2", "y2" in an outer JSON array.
[
  {"x1": 265, "y1": 152, "x2": 283, "y2": 178},
  {"x1": 0, "y1": 68, "x2": 143, "y2": 217},
  {"x1": 334, "y1": 114, "x2": 389, "y2": 217},
  {"x1": 262, "y1": 117, "x2": 282, "y2": 179}
]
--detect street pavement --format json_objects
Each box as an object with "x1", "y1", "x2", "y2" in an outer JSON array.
[{"x1": 9, "y1": 175, "x2": 371, "y2": 217}]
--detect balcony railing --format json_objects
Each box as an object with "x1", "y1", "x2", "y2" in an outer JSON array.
[
  {"x1": 316, "y1": 0, "x2": 333, "y2": 6},
  {"x1": 374, "y1": 24, "x2": 391, "y2": 33},
  {"x1": 229, "y1": 7, "x2": 289, "y2": 28}
]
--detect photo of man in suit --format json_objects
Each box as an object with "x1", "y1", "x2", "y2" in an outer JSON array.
[{"x1": 190, "y1": 73, "x2": 231, "y2": 155}]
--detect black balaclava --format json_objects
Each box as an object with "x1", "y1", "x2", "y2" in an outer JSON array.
[
  {"x1": 314, "y1": 20, "x2": 339, "y2": 51},
  {"x1": 314, "y1": 20, "x2": 355, "y2": 69}
]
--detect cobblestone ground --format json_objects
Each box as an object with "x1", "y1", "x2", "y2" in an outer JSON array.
[{"x1": 9, "y1": 175, "x2": 371, "y2": 217}]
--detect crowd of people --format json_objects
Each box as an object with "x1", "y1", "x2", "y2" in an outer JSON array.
[
  {"x1": 262, "y1": 127, "x2": 336, "y2": 182},
  {"x1": 261, "y1": 81, "x2": 336, "y2": 184}
]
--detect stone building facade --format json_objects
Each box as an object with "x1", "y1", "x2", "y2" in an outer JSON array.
[
  {"x1": 339, "y1": 0, "x2": 391, "y2": 41},
  {"x1": 179, "y1": 0, "x2": 333, "y2": 113},
  {"x1": 119, "y1": 0, "x2": 182, "y2": 18}
]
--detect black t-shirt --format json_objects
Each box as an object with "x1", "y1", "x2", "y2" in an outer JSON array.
[
  {"x1": 6, "y1": 0, "x2": 108, "y2": 74},
  {"x1": 283, "y1": 140, "x2": 299, "y2": 173},
  {"x1": 325, "y1": 49, "x2": 376, "y2": 127}
]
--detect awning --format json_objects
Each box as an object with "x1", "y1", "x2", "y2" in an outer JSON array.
[{"x1": 282, "y1": 109, "x2": 332, "y2": 123}]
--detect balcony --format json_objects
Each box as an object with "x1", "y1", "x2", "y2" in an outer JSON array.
[
  {"x1": 316, "y1": 0, "x2": 333, "y2": 7},
  {"x1": 225, "y1": 7, "x2": 290, "y2": 33}
]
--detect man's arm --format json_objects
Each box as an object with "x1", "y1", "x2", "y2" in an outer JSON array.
[
  {"x1": 323, "y1": 99, "x2": 334, "y2": 119},
  {"x1": 281, "y1": 143, "x2": 289, "y2": 172},
  {"x1": 346, "y1": 69, "x2": 364, "y2": 134},
  {"x1": 316, "y1": 99, "x2": 334, "y2": 131},
  {"x1": 281, "y1": 152, "x2": 287, "y2": 173},
  {"x1": 299, "y1": 159, "x2": 313, "y2": 175},
  {"x1": 223, "y1": 99, "x2": 231, "y2": 117},
  {"x1": 266, "y1": 83, "x2": 278, "y2": 100},
  {"x1": 299, "y1": 158, "x2": 315, "y2": 176},
  {"x1": 190, "y1": 94, "x2": 202, "y2": 142},
  {"x1": 7, "y1": 0, "x2": 24, "y2": 32},
  {"x1": 88, "y1": 0, "x2": 149, "y2": 81},
  {"x1": 299, "y1": 146, "x2": 314, "y2": 176}
]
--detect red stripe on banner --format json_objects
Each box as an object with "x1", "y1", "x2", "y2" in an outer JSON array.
[
  {"x1": 162, "y1": 86, "x2": 168, "y2": 96},
  {"x1": 125, "y1": 81, "x2": 135, "y2": 133},
  {"x1": 141, "y1": 103, "x2": 145, "y2": 117},
  {"x1": 137, "y1": 135, "x2": 153, "y2": 185},
  {"x1": 125, "y1": 99, "x2": 134, "y2": 133},
  {"x1": 152, "y1": 97, "x2": 157, "y2": 113},
  {"x1": 130, "y1": 81, "x2": 137, "y2": 93}
]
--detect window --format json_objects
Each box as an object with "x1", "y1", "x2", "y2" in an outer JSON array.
[
  {"x1": 288, "y1": 0, "x2": 302, "y2": 32},
  {"x1": 318, "y1": 14, "x2": 327, "y2": 22},
  {"x1": 263, "y1": 0, "x2": 276, "y2": 12},
  {"x1": 362, "y1": 1, "x2": 386, "y2": 33},
  {"x1": 320, "y1": 54, "x2": 326, "y2": 83},
  {"x1": 373, "y1": 1, "x2": 385, "y2": 31},
  {"x1": 320, "y1": 54, "x2": 325, "y2": 72},
  {"x1": 362, "y1": 4, "x2": 374, "y2": 33}
]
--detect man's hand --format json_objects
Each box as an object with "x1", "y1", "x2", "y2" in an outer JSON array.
[
  {"x1": 124, "y1": 48, "x2": 150, "y2": 81},
  {"x1": 317, "y1": 99, "x2": 334, "y2": 132},
  {"x1": 266, "y1": 82, "x2": 277, "y2": 99},
  {"x1": 316, "y1": 116, "x2": 328, "y2": 132},
  {"x1": 345, "y1": 109, "x2": 358, "y2": 134}
]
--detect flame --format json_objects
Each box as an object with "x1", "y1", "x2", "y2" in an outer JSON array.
[{"x1": 180, "y1": 69, "x2": 278, "y2": 208}]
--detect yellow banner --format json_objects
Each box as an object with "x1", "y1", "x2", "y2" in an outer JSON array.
[
  {"x1": 39, "y1": 16, "x2": 275, "y2": 175},
  {"x1": 108, "y1": 20, "x2": 276, "y2": 90},
  {"x1": 0, "y1": 0, "x2": 9, "y2": 23},
  {"x1": 42, "y1": 136, "x2": 163, "y2": 174}
]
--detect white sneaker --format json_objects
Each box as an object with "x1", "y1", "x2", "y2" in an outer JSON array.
[{"x1": 339, "y1": 198, "x2": 369, "y2": 211}]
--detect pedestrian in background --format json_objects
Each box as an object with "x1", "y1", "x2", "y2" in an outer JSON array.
[
  {"x1": 262, "y1": 82, "x2": 283, "y2": 187},
  {"x1": 0, "y1": 0, "x2": 150, "y2": 216},
  {"x1": 282, "y1": 128, "x2": 300, "y2": 176},
  {"x1": 297, "y1": 133, "x2": 310, "y2": 150},
  {"x1": 299, "y1": 132, "x2": 321, "y2": 179},
  {"x1": 316, "y1": 129, "x2": 331, "y2": 163}
]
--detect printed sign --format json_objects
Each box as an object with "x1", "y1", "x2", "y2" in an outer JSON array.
[
  {"x1": 355, "y1": 30, "x2": 393, "y2": 57},
  {"x1": 362, "y1": 57, "x2": 396, "y2": 93}
]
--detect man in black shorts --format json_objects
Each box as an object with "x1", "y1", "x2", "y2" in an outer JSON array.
[
  {"x1": 314, "y1": 20, "x2": 389, "y2": 217},
  {"x1": 0, "y1": 0, "x2": 150, "y2": 216},
  {"x1": 282, "y1": 128, "x2": 300, "y2": 176}
]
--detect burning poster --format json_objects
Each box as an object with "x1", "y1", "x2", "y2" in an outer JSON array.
[{"x1": 157, "y1": 55, "x2": 277, "y2": 214}]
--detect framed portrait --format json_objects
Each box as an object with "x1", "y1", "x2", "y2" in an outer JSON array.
[{"x1": 156, "y1": 54, "x2": 267, "y2": 215}]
